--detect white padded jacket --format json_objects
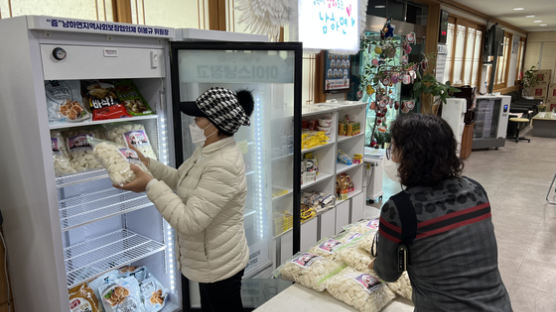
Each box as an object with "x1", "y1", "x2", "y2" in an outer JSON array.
[{"x1": 145, "y1": 137, "x2": 249, "y2": 283}]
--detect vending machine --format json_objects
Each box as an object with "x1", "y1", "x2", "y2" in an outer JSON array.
[{"x1": 0, "y1": 16, "x2": 301, "y2": 312}]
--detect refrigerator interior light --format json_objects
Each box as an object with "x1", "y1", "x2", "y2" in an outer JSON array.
[{"x1": 254, "y1": 96, "x2": 265, "y2": 240}]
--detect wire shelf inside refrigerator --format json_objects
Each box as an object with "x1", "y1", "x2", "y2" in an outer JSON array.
[
  {"x1": 59, "y1": 191, "x2": 153, "y2": 231},
  {"x1": 56, "y1": 169, "x2": 109, "y2": 188},
  {"x1": 64, "y1": 229, "x2": 165, "y2": 288}
]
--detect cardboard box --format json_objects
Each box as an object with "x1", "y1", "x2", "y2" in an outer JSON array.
[
  {"x1": 547, "y1": 83, "x2": 556, "y2": 100},
  {"x1": 525, "y1": 82, "x2": 549, "y2": 99},
  {"x1": 534, "y1": 69, "x2": 552, "y2": 83}
]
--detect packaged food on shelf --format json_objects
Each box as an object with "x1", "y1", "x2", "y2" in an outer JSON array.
[
  {"x1": 301, "y1": 131, "x2": 329, "y2": 150},
  {"x1": 51, "y1": 130, "x2": 76, "y2": 176},
  {"x1": 46, "y1": 80, "x2": 90, "y2": 123},
  {"x1": 64, "y1": 127, "x2": 105, "y2": 172},
  {"x1": 272, "y1": 188, "x2": 290, "y2": 199},
  {"x1": 353, "y1": 153, "x2": 363, "y2": 164},
  {"x1": 98, "y1": 276, "x2": 145, "y2": 312},
  {"x1": 301, "y1": 153, "x2": 319, "y2": 184},
  {"x1": 301, "y1": 191, "x2": 335, "y2": 212},
  {"x1": 338, "y1": 115, "x2": 361, "y2": 136},
  {"x1": 386, "y1": 271, "x2": 413, "y2": 301},
  {"x1": 68, "y1": 282, "x2": 101, "y2": 312},
  {"x1": 119, "y1": 266, "x2": 148, "y2": 283},
  {"x1": 325, "y1": 267, "x2": 395, "y2": 312},
  {"x1": 337, "y1": 149, "x2": 353, "y2": 165},
  {"x1": 82, "y1": 80, "x2": 131, "y2": 121},
  {"x1": 274, "y1": 252, "x2": 345, "y2": 292},
  {"x1": 140, "y1": 276, "x2": 168, "y2": 312},
  {"x1": 113, "y1": 80, "x2": 154, "y2": 116},
  {"x1": 88, "y1": 137, "x2": 150, "y2": 186},
  {"x1": 336, "y1": 173, "x2": 355, "y2": 200},
  {"x1": 300, "y1": 204, "x2": 317, "y2": 221},
  {"x1": 89, "y1": 270, "x2": 120, "y2": 309},
  {"x1": 104, "y1": 123, "x2": 158, "y2": 160}
]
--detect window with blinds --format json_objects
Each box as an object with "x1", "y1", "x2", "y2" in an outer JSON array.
[
  {"x1": 442, "y1": 17, "x2": 484, "y2": 88},
  {"x1": 515, "y1": 39, "x2": 526, "y2": 81}
]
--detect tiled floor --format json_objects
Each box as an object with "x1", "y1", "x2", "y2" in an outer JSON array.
[{"x1": 367, "y1": 128, "x2": 556, "y2": 312}]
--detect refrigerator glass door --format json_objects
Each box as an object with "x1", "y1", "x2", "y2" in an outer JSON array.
[
  {"x1": 171, "y1": 43, "x2": 301, "y2": 279},
  {"x1": 473, "y1": 99, "x2": 501, "y2": 139}
]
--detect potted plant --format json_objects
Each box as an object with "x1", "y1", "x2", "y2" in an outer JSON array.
[
  {"x1": 412, "y1": 72, "x2": 460, "y2": 115},
  {"x1": 521, "y1": 66, "x2": 538, "y2": 97}
]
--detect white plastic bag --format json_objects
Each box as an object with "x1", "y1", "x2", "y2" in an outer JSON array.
[
  {"x1": 65, "y1": 127, "x2": 105, "y2": 172},
  {"x1": 308, "y1": 238, "x2": 344, "y2": 260},
  {"x1": 50, "y1": 130, "x2": 76, "y2": 176},
  {"x1": 104, "y1": 123, "x2": 157, "y2": 160},
  {"x1": 326, "y1": 267, "x2": 396, "y2": 312},
  {"x1": 386, "y1": 271, "x2": 413, "y2": 301},
  {"x1": 336, "y1": 243, "x2": 375, "y2": 275},
  {"x1": 98, "y1": 276, "x2": 145, "y2": 312},
  {"x1": 89, "y1": 137, "x2": 150, "y2": 186},
  {"x1": 140, "y1": 276, "x2": 167, "y2": 312},
  {"x1": 274, "y1": 252, "x2": 344, "y2": 292}
]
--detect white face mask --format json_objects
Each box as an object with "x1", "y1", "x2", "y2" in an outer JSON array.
[{"x1": 189, "y1": 122, "x2": 217, "y2": 145}]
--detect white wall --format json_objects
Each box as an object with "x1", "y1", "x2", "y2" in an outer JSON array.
[
  {"x1": 0, "y1": 0, "x2": 111, "y2": 21},
  {"x1": 524, "y1": 32, "x2": 556, "y2": 83}
]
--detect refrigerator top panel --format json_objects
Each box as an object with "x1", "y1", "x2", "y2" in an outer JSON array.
[
  {"x1": 174, "y1": 28, "x2": 268, "y2": 42},
  {"x1": 26, "y1": 15, "x2": 175, "y2": 39}
]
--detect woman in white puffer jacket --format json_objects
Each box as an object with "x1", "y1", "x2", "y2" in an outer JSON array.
[{"x1": 118, "y1": 87, "x2": 253, "y2": 312}]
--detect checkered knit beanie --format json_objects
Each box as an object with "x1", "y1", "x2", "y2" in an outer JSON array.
[{"x1": 195, "y1": 87, "x2": 251, "y2": 134}]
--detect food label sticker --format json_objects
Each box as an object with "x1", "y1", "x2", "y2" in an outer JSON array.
[
  {"x1": 51, "y1": 137, "x2": 60, "y2": 153},
  {"x1": 67, "y1": 134, "x2": 92, "y2": 151},
  {"x1": 124, "y1": 130, "x2": 150, "y2": 147},
  {"x1": 69, "y1": 297, "x2": 93, "y2": 312},
  {"x1": 346, "y1": 232, "x2": 362, "y2": 242},
  {"x1": 118, "y1": 148, "x2": 143, "y2": 166},
  {"x1": 367, "y1": 218, "x2": 380, "y2": 229},
  {"x1": 291, "y1": 253, "x2": 319, "y2": 268},
  {"x1": 354, "y1": 274, "x2": 381, "y2": 294},
  {"x1": 317, "y1": 239, "x2": 342, "y2": 254}
]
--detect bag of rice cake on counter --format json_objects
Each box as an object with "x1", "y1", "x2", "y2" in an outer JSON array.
[
  {"x1": 308, "y1": 238, "x2": 344, "y2": 261},
  {"x1": 274, "y1": 252, "x2": 345, "y2": 292},
  {"x1": 336, "y1": 242, "x2": 376, "y2": 275},
  {"x1": 386, "y1": 271, "x2": 413, "y2": 301},
  {"x1": 88, "y1": 137, "x2": 150, "y2": 186},
  {"x1": 326, "y1": 267, "x2": 395, "y2": 312}
]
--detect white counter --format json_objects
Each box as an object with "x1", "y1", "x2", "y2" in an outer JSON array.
[{"x1": 254, "y1": 284, "x2": 414, "y2": 312}]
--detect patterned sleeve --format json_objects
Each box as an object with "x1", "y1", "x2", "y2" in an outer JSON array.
[{"x1": 374, "y1": 198, "x2": 403, "y2": 282}]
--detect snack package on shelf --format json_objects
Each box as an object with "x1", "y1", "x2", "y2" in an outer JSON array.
[
  {"x1": 325, "y1": 267, "x2": 396, "y2": 312},
  {"x1": 51, "y1": 131, "x2": 76, "y2": 177},
  {"x1": 89, "y1": 271, "x2": 120, "y2": 310},
  {"x1": 301, "y1": 153, "x2": 319, "y2": 185},
  {"x1": 317, "y1": 118, "x2": 333, "y2": 137},
  {"x1": 274, "y1": 252, "x2": 345, "y2": 292},
  {"x1": 300, "y1": 203, "x2": 317, "y2": 222},
  {"x1": 88, "y1": 137, "x2": 150, "y2": 186},
  {"x1": 278, "y1": 210, "x2": 293, "y2": 233},
  {"x1": 98, "y1": 276, "x2": 146, "y2": 312},
  {"x1": 64, "y1": 127, "x2": 105, "y2": 172},
  {"x1": 46, "y1": 80, "x2": 90, "y2": 123},
  {"x1": 301, "y1": 191, "x2": 335, "y2": 213},
  {"x1": 301, "y1": 131, "x2": 329, "y2": 150},
  {"x1": 140, "y1": 276, "x2": 168, "y2": 312},
  {"x1": 337, "y1": 150, "x2": 353, "y2": 165},
  {"x1": 119, "y1": 266, "x2": 148, "y2": 283},
  {"x1": 386, "y1": 271, "x2": 413, "y2": 301},
  {"x1": 69, "y1": 282, "x2": 101, "y2": 312},
  {"x1": 353, "y1": 153, "x2": 363, "y2": 164},
  {"x1": 338, "y1": 115, "x2": 361, "y2": 136},
  {"x1": 104, "y1": 123, "x2": 158, "y2": 160},
  {"x1": 113, "y1": 80, "x2": 154, "y2": 116},
  {"x1": 336, "y1": 173, "x2": 355, "y2": 200},
  {"x1": 82, "y1": 80, "x2": 131, "y2": 121}
]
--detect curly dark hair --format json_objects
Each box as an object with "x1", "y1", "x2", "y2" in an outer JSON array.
[{"x1": 390, "y1": 114, "x2": 463, "y2": 187}]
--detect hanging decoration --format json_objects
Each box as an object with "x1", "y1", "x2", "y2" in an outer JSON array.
[{"x1": 236, "y1": 0, "x2": 290, "y2": 41}]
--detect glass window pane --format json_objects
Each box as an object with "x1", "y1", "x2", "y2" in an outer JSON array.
[
  {"x1": 453, "y1": 25, "x2": 466, "y2": 85},
  {"x1": 472, "y1": 31, "x2": 482, "y2": 87},
  {"x1": 464, "y1": 28, "x2": 476, "y2": 85},
  {"x1": 443, "y1": 23, "x2": 455, "y2": 84}
]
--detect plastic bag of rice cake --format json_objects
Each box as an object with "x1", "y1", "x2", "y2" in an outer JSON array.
[
  {"x1": 308, "y1": 238, "x2": 345, "y2": 260},
  {"x1": 336, "y1": 242, "x2": 375, "y2": 275},
  {"x1": 99, "y1": 276, "x2": 145, "y2": 312},
  {"x1": 140, "y1": 275, "x2": 168, "y2": 312},
  {"x1": 335, "y1": 230, "x2": 366, "y2": 244},
  {"x1": 104, "y1": 123, "x2": 157, "y2": 160},
  {"x1": 274, "y1": 252, "x2": 345, "y2": 292},
  {"x1": 326, "y1": 267, "x2": 396, "y2": 312},
  {"x1": 51, "y1": 131, "x2": 76, "y2": 176},
  {"x1": 65, "y1": 127, "x2": 105, "y2": 172},
  {"x1": 345, "y1": 218, "x2": 380, "y2": 236},
  {"x1": 88, "y1": 137, "x2": 150, "y2": 187},
  {"x1": 386, "y1": 271, "x2": 413, "y2": 301},
  {"x1": 357, "y1": 231, "x2": 377, "y2": 252}
]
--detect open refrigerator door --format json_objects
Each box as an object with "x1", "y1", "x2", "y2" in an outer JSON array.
[{"x1": 170, "y1": 42, "x2": 302, "y2": 308}]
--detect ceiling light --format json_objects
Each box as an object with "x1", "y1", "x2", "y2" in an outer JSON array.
[
  {"x1": 534, "y1": 20, "x2": 543, "y2": 23},
  {"x1": 375, "y1": 5, "x2": 386, "y2": 8},
  {"x1": 540, "y1": 24, "x2": 548, "y2": 27},
  {"x1": 512, "y1": 7, "x2": 525, "y2": 11},
  {"x1": 526, "y1": 15, "x2": 535, "y2": 18}
]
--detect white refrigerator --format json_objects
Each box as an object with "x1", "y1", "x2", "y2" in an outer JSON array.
[{"x1": 0, "y1": 16, "x2": 302, "y2": 312}]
